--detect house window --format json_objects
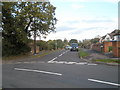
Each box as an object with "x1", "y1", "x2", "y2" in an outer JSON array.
[
  {"x1": 117, "y1": 35, "x2": 120, "y2": 41},
  {"x1": 114, "y1": 35, "x2": 120, "y2": 41}
]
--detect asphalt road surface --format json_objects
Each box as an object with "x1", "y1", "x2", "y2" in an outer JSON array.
[{"x1": 2, "y1": 50, "x2": 119, "y2": 88}]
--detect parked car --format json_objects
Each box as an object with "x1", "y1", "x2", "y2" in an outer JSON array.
[
  {"x1": 65, "y1": 46, "x2": 72, "y2": 50},
  {"x1": 70, "y1": 43, "x2": 79, "y2": 51}
]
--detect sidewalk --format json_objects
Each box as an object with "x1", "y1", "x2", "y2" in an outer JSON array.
[{"x1": 80, "y1": 48, "x2": 119, "y2": 66}]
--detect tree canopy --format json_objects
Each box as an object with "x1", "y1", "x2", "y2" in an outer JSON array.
[
  {"x1": 2, "y1": 2, "x2": 57, "y2": 56},
  {"x1": 69, "y1": 39, "x2": 78, "y2": 44}
]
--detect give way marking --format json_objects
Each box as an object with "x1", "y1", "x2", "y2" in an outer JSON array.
[
  {"x1": 88, "y1": 78, "x2": 120, "y2": 87},
  {"x1": 14, "y1": 68, "x2": 62, "y2": 76}
]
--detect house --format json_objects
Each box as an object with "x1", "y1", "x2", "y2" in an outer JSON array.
[
  {"x1": 92, "y1": 29, "x2": 120, "y2": 57},
  {"x1": 99, "y1": 34, "x2": 112, "y2": 43},
  {"x1": 112, "y1": 30, "x2": 120, "y2": 41},
  {"x1": 111, "y1": 30, "x2": 120, "y2": 57}
]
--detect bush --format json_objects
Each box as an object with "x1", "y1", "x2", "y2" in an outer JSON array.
[
  {"x1": 108, "y1": 46, "x2": 113, "y2": 52},
  {"x1": 2, "y1": 42, "x2": 31, "y2": 57}
]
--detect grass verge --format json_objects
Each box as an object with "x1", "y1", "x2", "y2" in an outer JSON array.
[
  {"x1": 95, "y1": 59, "x2": 120, "y2": 64},
  {"x1": 78, "y1": 49, "x2": 89, "y2": 58},
  {"x1": 32, "y1": 50, "x2": 58, "y2": 58},
  {"x1": 3, "y1": 50, "x2": 59, "y2": 61},
  {"x1": 3, "y1": 53, "x2": 31, "y2": 61}
]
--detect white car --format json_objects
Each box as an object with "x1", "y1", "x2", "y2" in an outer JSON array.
[{"x1": 65, "y1": 46, "x2": 72, "y2": 50}]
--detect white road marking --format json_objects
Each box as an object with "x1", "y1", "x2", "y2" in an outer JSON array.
[
  {"x1": 88, "y1": 79, "x2": 120, "y2": 86},
  {"x1": 65, "y1": 62, "x2": 77, "y2": 64},
  {"x1": 62, "y1": 52, "x2": 65, "y2": 54},
  {"x1": 59, "y1": 54, "x2": 63, "y2": 57},
  {"x1": 53, "y1": 61, "x2": 65, "y2": 64},
  {"x1": 47, "y1": 61, "x2": 92, "y2": 65},
  {"x1": 75, "y1": 62, "x2": 87, "y2": 65},
  {"x1": 48, "y1": 57, "x2": 58, "y2": 62},
  {"x1": 87, "y1": 64, "x2": 97, "y2": 65},
  {"x1": 14, "y1": 68, "x2": 62, "y2": 76}
]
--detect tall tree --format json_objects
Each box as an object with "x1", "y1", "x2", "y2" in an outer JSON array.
[
  {"x1": 2, "y1": 2, "x2": 31, "y2": 56},
  {"x1": 17, "y1": 2, "x2": 57, "y2": 54},
  {"x1": 56, "y1": 39, "x2": 64, "y2": 49},
  {"x1": 2, "y1": 2, "x2": 57, "y2": 56},
  {"x1": 69, "y1": 39, "x2": 78, "y2": 44},
  {"x1": 63, "y1": 38, "x2": 68, "y2": 45}
]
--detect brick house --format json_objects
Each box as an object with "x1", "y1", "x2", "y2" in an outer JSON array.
[
  {"x1": 92, "y1": 29, "x2": 120, "y2": 57},
  {"x1": 111, "y1": 30, "x2": 120, "y2": 57},
  {"x1": 112, "y1": 41, "x2": 120, "y2": 57}
]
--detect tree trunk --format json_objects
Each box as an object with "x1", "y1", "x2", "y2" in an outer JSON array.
[{"x1": 34, "y1": 30, "x2": 36, "y2": 54}]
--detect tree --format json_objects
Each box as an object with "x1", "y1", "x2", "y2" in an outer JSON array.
[
  {"x1": 12, "y1": 2, "x2": 57, "y2": 54},
  {"x1": 37, "y1": 40, "x2": 47, "y2": 51},
  {"x1": 69, "y1": 39, "x2": 78, "y2": 44},
  {"x1": 2, "y1": 2, "x2": 57, "y2": 56},
  {"x1": 81, "y1": 39, "x2": 91, "y2": 49},
  {"x1": 63, "y1": 38, "x2": 68, "y2": 46},
  {"x1": 90, "y1": 38, "x2": 100, "y2": 44},
  {"x1": 47, "y1": 40, "x2": 56, "y2": 50},
  {"x1": 56, "y1": 39, "x2": 64, "y2": 49},
  {"x1": 2, "y1": 2, "x2": 31, "y2": 56}
]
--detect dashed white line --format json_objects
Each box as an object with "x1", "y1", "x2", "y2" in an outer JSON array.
[
  {"x1": 59, "y1": 54, "x2": 63, "y2": 57},
  {"x1": 14, "y1": 68, "x2": 62, "y2": 76},
  {"x1": 88, "y1": 78, "x2": 120, "y2": 86},
  {"x1": 48, "y1": 57, "x2": 58, "y2": 62}
]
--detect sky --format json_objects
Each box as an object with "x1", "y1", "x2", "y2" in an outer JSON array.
[{"x1": 41, "y1": 0, "x2": 119, "y2": 41}]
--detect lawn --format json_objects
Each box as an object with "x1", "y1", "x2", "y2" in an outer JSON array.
[
  {"x1": 95, "y1": 59, "x2": 120, "y2": 64},
  {"x1": 78, "y1": 49, "x2": 89, "y2": 58}
]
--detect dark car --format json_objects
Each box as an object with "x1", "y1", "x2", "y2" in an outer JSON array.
[{"x1": 70, "y1": 43, "x2": 79, "y2": 51}]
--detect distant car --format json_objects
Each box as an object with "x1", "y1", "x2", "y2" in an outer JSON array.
[
  {"x1": 70, "y1": 43, "x2": 79, "y2": 51},
  {"x1": 65, "y1": 46, "x2": 72, "y2": 50}
]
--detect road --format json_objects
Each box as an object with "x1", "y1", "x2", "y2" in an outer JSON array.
[{"x1": 2, "y1": 50, "x2": 119, "y2": 88}]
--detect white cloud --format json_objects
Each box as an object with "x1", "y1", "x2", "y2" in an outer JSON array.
[
  {"x1": 71, "y1": 4, "x2": 85, "y2": 9},
  {"x1": 42, "y1": 15, "x2": 117, "y2": 41},
  {"x1": 50, "y1": 0, "x2": 119, "y2": 3},
  {"x1": 42, "y1": 0, "x2": 118, "y2": 41}
]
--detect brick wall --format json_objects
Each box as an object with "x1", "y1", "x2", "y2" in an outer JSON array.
[
  {"x1": 112, "y1": 41, "x2": 120, "y2": 57},
  {"x1": 103, "y1": 41, "x2": 112, "y2": 53}
]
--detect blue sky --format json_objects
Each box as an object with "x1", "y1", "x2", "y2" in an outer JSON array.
[{"x1": 42, "y1": 0, "x2": 118, "y2": 41}]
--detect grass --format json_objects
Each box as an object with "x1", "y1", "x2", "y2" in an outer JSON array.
[
  {"x1": 32, "y1": 50, "x2": 58, "y2": 58},
  {"x1": 3, "y1": 50, "x2": 59, "y2": 61},
  {"x1": 95, "y1": 59, "x2": 120, "y2": 64},
  {"x1": 3, "y1": 53, "x2": 31, "y2": 61},
  {"x1": 78, "y1": 49, "x2": 89, "y2": 58}
]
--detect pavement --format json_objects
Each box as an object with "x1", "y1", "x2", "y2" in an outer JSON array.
[{"x1": 2, "y1": 49, "x2": 119, "y2": 88}]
